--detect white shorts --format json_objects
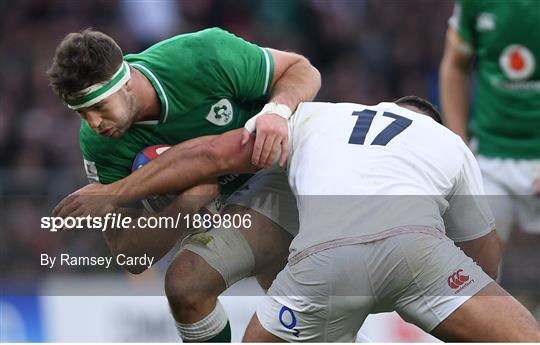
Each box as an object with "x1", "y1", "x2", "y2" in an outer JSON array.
[
  {"x1": 256, "y1": 232, "x2": 493, "y2": 342},
  {"x1": 477, "y1": 156, "x2": 540, "y2": 239},
  {"x1": 182, "y1": 169, "x2": 299, "y2": 287},
  {"x1": 225, "y1": 168, "x2": 299, "y2": 237}
]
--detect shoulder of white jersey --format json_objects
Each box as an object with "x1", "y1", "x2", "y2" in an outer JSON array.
[
  {"x1": 378, "y1": 102, "x2": 464, "y2": 137},
  {"x1": 294, "y1": 101, "x2": 333, "y2": 114},
  {"x1": 297, "y1": 101, "x2": 404, "y2": 116},
  {"x1": 375, "y1": 102, "x2": 433, "y2": 120}
]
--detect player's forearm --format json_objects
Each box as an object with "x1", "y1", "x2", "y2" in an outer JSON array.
[
  {"x1": 104, "y1": 224, "x2": 181, "y2": 275},
  {"x1": 108, "y1": 136, "x2": 218, "y2": 201},
  {"x1": 113, "y1": 129, "x2": 257, "y2": 202},
  {"x1": 101, "y1": 207, "x2": 165, "y2": 274},
  {"x1": 440, "y1": 63, "x2": 471, "y2": 142},
  {"x1": 439, "y1": 31, "x2": 473, "y2": 143},
  {"x1": 102, "y1": 196, "x2": 205, "y2": 274},
  {"x1": 269, "y1": 52, "x2": 321, "y2": 111},
  {"x1": 457, "y1": 230, "x2": 501, "y2": 280}
]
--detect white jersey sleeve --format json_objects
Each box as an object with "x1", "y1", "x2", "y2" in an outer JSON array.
[{"x1": 443, "y1": 145, "x2": 496, "y2": 242}]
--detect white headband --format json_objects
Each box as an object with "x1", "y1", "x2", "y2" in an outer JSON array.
[{"x1": 66, "y1": 61, "x2": 131, "y2": 110}]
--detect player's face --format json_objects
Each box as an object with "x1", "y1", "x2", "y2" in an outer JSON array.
[{"x1": 77, "y1": 88, "x2": 135, "y2": 139}]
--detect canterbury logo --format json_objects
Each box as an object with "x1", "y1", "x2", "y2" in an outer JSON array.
[{"x1": 447, "y1": 269, "x2": 469, "y2": 289}]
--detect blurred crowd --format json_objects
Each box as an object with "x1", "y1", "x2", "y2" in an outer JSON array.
[{"x1": 0, "y1": 0, "x2": 455, "y2": 278}]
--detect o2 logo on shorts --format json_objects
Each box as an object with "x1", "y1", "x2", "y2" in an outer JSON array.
[{"x1": 279, "y1": 306, "x2": 300, "y2": 338}]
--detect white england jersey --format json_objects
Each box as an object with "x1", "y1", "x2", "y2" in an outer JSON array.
[{"x1": 286, "y1": 102, "x2": 495, "y2": 256}]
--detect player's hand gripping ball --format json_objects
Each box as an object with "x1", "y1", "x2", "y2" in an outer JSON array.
[{"x1": 132, "y1": 145, "x2": 177, "y2": 213}]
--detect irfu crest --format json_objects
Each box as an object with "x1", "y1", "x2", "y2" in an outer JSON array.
[{"x1": 206, "y1": 99, "x2": 234, "y2": 126}]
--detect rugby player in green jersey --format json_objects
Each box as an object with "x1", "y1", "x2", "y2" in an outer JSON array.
[
  {"x1": 440, "y1": 0, "x2": 540, "y2": 316},
  {"x1": 48, "y1": 27, "x2": 320, "y2": 342}
]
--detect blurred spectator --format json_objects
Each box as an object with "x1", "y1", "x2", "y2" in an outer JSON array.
[{"x1": 120, "y1": 0, "x2": 181, "y2": 50}]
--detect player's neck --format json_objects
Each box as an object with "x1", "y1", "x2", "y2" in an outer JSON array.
[{"x1": 132, "y1": 67, "x2": 161, "y2": 122}]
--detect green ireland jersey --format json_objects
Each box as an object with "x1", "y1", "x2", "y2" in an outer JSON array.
[
  {"x1": 450, "y1": 0, "x2": 540, "y2": 159},
  {"x1": 80, "y1": 28, "x2": 274, "y2": 195}
]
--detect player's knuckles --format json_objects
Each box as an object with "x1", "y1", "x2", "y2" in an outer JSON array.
[
  {"x1": 55, "y1": 195, "x2": 74, "y2": 210},
  {"x1": 259, "y1": 127, "x2": 277, "y2": 137},
  {"x1": 255, "y1": 118, "x2": 271, "y2": 130},
  {"x1": 257, "y1": 118, "x2": 277, "y2": 129},
  {"x1": 71, "y1": 209, "x2": 85, "y2": 218},
  {"x1": 59, "y1": 200, "x2": 77, "y2": 213},
  {"x1": 276, "y1": 126, "x2": 287, "y2": 136},
  {"x1": 52, "y1": 205, "x2": 61, "y2": 216},
  {"x1": 58, "y1": 207, "x2": 74, "y2": 219},
  {"x1": 56, "y1": 209, "x2": 67, "y2": 218},
  {"x1": 70, "y1": 198, "x2": 82, "y2": 209}
]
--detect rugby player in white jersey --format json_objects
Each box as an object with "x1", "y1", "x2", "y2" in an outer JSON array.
[
  {"x1": 244, "y1": 97, "x2": 540, "y2": 342},
  {"x1": 54, "y1": 96, "x2": 540, "y2": 341}
]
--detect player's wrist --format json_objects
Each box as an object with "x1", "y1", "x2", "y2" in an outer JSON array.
[
  {"x1": 244, "y1": 102, "x2": 292, "y2": 133},
  {"x1": 111, "y1": 179, "x2": 135, "y2": 205},
  {"x1": 261, "y1": 102, "x2": 292, "y2": 119}
]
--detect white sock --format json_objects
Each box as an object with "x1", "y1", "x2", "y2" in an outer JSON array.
[{"x1": 175, "y1": 300, "x2": 228, "y2": 342}]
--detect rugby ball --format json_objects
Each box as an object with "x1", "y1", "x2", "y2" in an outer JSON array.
[
  {"x1": 132, "y1": 144, "x2": 171, "y2": 171},
  {"x1": 132, "y1": 145, "x2": 176, "y2": 213}
]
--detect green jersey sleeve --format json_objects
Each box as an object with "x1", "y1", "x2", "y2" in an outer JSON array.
[
  {"x1": 81, "y1": 149, "x2": 127, "y2": 185},
  {"x1": 449, "y1": 0, "x2": 478, "y2": 51},
  {"x1": 79, "y1": 122, "x2": 135, "y2": 185},
  {"x1": 125, "y1": 27, "x2": 274, "y2": 120},
  {"x1": 189, "y1": 28, "x2": 275, "y2": 101}
]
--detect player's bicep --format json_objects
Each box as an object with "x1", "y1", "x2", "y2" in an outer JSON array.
[
  {"x1": 267, "y1": 48, "x2": 304, "y2": 89},
  {"x1": 444, "y1": 150, "x2": 495, "y2": 242},
  {"x1": 205, "y1": 28, "x2": 273, "y2": 100},
  {"x1": 447, "y1": 0, "x2": 476, "y2": 53}
]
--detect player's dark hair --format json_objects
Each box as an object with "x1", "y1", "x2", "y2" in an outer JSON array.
[
  {"x1": 46, "y1": 28, "x2": 124, "y2": 104},
  {"x1": 394, "y1": 95, "x2": 442, "y2": 124}
]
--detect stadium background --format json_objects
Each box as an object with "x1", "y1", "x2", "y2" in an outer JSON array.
[{"x1": 0, "y1": 0, "x2": 535, "y2": 342}]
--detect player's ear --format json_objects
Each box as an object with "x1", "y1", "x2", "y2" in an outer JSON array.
[{"x1": 124, "y1": 77, "x2": 133, "y2": 92}]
